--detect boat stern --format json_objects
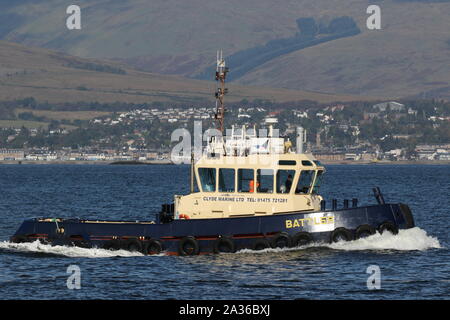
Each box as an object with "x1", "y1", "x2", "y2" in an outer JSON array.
[
  {"x1": 398, "y1": 203, "x2": 415, "y2": 229},
  {"x1": 10, "y1": 218, "x2": 40, "y2": 243}
]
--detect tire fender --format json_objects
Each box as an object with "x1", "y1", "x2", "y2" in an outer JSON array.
[
  {"x1": 103, "y1": 239, "x2": 121, "y2": 251},
  {"x1": 355, "y1": 224, "x2": 376, "y2": 239},
  {"x1": 252, "y1": 238, "x2": 270, "y2": 251},
  {"x1": 145, "y1": 239, "x2": 163, "y2": 255},
  {"x1": 124, "y1": 239, "x2": 143, "y2": 252},
  {"x1": 213, "y1": 236, "x2": 235, "y2": 253},
  {"x1": 330, "y1": 227, "x2": 353, "y2": 243},
  {"x1": 271, "y1": 232, "x2": 292, "y2": 248},
  {"x1": 178, "y1": 236, "x2": 200, "y2": 256},
  {"x1": 378, "y1": 221, "x2": 399, "y2": 235},
  {"x1": 292, "y1": 232, "x2": 313, "y2": 247}
]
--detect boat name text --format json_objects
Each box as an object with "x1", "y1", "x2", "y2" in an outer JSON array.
[{"x1": 285, "y1": 216, "x2": 334, "y2": 228}]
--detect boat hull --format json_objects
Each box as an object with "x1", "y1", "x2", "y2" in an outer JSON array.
[{"x1": 10, "y1": 203, "x2": 414, "y2": 255}]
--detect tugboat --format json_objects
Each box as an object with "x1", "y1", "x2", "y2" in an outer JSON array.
[{"x1": 10, "y1": 52, "x2": 415, "y2": 255}]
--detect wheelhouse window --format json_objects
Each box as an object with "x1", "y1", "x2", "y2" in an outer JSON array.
[
  {"x1": 257, "y1": 169, "x2": 274, "y2": 193},
  {"x1": 276, "y1": 170, "x2": 295, "y2": 194},
  {"x1": 238, "y1": 169, "x2": 254, "y2": 193},
  {"x1": 295, "y1": 170, "x2": 315, "y2": 194},
  {"x1": 278, "y1": 160, "x2": 296, "y2": 166},
  {"x1": 218, "y1": 168, "x2": 235, "y2": 192},
  {"x1": 312, "y1": 170, "x2": 324, "y2": 194},
  {"x1": 198, "y1": 168, "x2": 216, "y2": 192}
]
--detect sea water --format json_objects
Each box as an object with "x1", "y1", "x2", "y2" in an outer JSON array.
[{"x1": 0, "y1": 164, "x2": 448, "y2": 299}]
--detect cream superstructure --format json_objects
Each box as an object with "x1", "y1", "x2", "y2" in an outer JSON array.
[{"x1": 174, "y1": 127, "x2": 325, "y2": 219}]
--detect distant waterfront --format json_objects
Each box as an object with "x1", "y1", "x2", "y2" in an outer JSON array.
[
  {"x1": 320, "y1": 159, "x2": 450, "y2": 165},
  {"x1": 0, "y1": 159, "x2": 173, "y2": 165},
  {"x1": 0, "y1": 159, "x2": 449, "y2": 165}
]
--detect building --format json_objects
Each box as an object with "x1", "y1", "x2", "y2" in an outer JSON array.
[
  {"x1": 0, "y1": 149, "x2": 25, "y2": 161},
  {"x1": 315, "y1": 153, "x2": 345, "y2": 161},
  {"x1": 344, "y1": 153, "x2": 360, "y2": 161},
  {"x1": 373, "y1": 101, "x2": 405, "y2": 112},
  {"x1": 436, "y1": 151, "x2": 450, "y2": 161}
]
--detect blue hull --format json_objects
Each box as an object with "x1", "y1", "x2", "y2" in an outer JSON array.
[{"x1": 10, "y1": 203, "x2": 414, "y2": 255}]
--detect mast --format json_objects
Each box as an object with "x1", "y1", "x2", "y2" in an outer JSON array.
[{"x1": 214, "y1": 50, "x2": 229, "y2": 134}]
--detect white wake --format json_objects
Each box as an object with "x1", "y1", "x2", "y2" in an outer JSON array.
[
  {"x1": 0, "y1": 240, "x2": 145, "y2": 258},
  {"x1": 0, "y1": 227, "x2": 442, "y2": 258},
  {"x1": 325, "y1": 227, "x2": 442, "y2": 251},
  {"x1": 237, "y1": 227, "x2": 442, "y2": 254}
]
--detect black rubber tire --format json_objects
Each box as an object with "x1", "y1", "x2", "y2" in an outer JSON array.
[
  {"x1": 11, "y1": 235, "x2": 29, "y2": 243},
  {"x1": 124, "y1": 239, "x2": 143, "y2": 252},
  {"x1": 213, "y1": 236, "x2": 235, "y2": 253},
  {"x1": 252, "y1": 238, "x2": 270, "y2": 251},
  {"x1": 330, "y1": 228, "x2": 353, "y2": 243},
  {"x1": 71, "y1": 240, "x2": 90, "y2": 248},
  {"x1": 103, "y1": 239, "x2": 121, "y2": 251},
  {"x1": 145, "y1": 240, "x2": 163, "y2": 255},
  {"x1": 178, "y1": 236, "x2": 200, "y2": 256},
  {"x1": 355, "y1": 224, "x2": 376, "y2": 239},
  {"x1": 292, "y1": 232, "x2": 313, "y2": 247},
  {"x1": 38, "y1": 237, "x2": 50, "y2": 245},
  {"x1": 271, "y1": 232, "x2": 291, "y2": 249},
  {"x1": 378, "y1": 221, "x2": 399, "y2": 235}
]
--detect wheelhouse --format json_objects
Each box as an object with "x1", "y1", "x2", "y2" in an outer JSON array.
[
  {"x1": 174, "y1": 153, "x2": 326, "y2": 219},
  {"x1": 194, "y1": 155, "x2": 325, "y2": 196}
]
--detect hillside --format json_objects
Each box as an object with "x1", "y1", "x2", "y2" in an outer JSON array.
[
  {"x1": 236, "y1": 1, "x2": 450, "y2": 99},
  {"x1": 1, "y1": 0, "x2": 449, "y2": 99},
  {"x1": 0, "y1": 40, "x2": 363, "y2": 105}
]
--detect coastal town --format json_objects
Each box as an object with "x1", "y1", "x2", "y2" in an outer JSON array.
[{"x1": 0, "y1": 100, "x2": 449, "y2": 164}]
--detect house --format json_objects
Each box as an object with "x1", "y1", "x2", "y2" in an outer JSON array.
[
  {"x1": 373, "y1": 101, "x2": 405, "y2": 112},
  {"x1": 0, "y1": 149, "x2": 25, "y2": 161},
  {"x1": 437, "y1": 153, "x2": 450, "y2": 161},
  {"x1": 344, "y1": 153, "x2": 360, "y2": 161}
]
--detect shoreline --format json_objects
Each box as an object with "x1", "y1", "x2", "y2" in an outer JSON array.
[
  {"x1": 319, "y1": 160, "x2": 450, "y2": 165},
  {"x1": 0, "y1": 160, "x2": 449, "y2": 165},
  {"x1": 0, "y1": 160, "x2": 174, "y2": 165}
]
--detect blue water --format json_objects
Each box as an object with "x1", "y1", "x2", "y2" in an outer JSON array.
[{"x1": 0, "y1": 164, "x2": 448, "y2": 300}]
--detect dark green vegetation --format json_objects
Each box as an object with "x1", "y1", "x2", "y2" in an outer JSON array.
[
  {"x1": 1, "y1": 98, "x2": 449, "y2": 153},
  {"x1": 231, "y1": 100, "x2": 450, "y2": 153},
  {"x1": 64, "y1": 60, "x2": 127, "y2": 75}
]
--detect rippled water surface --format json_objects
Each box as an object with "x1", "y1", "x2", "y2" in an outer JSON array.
[{"x1": 0, "y1": 164, "x2": 448, "y2": 299}]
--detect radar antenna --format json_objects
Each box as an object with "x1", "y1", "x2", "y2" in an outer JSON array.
[{"x1": 214, "y1": 50, "x2": 229, "y2": 134}]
